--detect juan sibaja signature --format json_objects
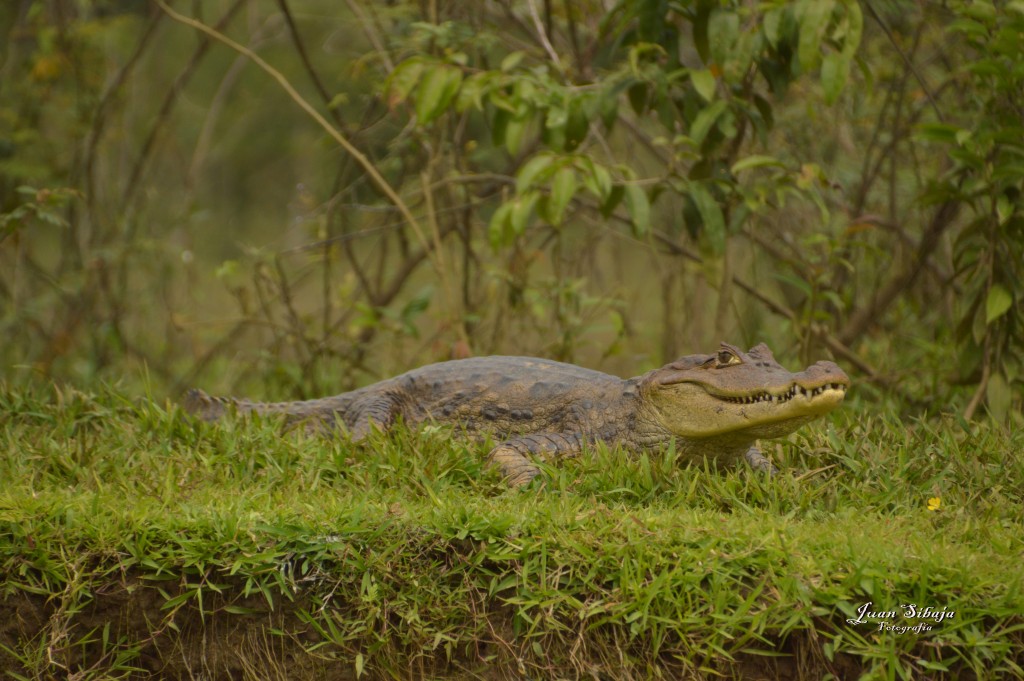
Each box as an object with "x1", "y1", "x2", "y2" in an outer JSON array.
[{"x1": 846, "y1": 602, "x2": 955, "y2": 634}]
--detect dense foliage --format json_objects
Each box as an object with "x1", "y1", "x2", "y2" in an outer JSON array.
[
  {"x1": 0, "y1": 1, "x2": 1021, "y2": 420},
  {"x1": 2, "y1": 4, "x2": 1024, "y2": 678}
]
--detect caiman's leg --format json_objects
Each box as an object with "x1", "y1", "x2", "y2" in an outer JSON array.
[
  {"x1": 344, "y1": 394, "x2": 402, "y2": 441},
  {"x1": 743, "y1": 445, "x2": 778, "y2": 474},
  {"x1": 488, "y1": 432, "x2": 584, "y2": 487}
]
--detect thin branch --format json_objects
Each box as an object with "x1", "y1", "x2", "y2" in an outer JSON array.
[
  {"x1": 122, "y1": 0, "x2": 246, "y2": 217},
  {"x1": 838, "y1": 200, "x2": 960, "y2": 346},
  {"x1": 82, "y1": 4, "x2": 163, "y2": 231},
  {"x1": 526, "y1": 0, "x2": 565, "y2": 72},
  {"x1": 275, "y1": 0, "x2": 349, "y2": 132},
  {"x1": 344, "y1": 0, "x2": 395, "y2": 73},
  {"x1": 155, "y1": 0, "x2": 433, "y2": 268},
  {"x1": 863, "y1": 0, "x2": 944, "y2": 122}
]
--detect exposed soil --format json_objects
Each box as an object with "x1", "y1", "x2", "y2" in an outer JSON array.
[
  {"x1": 0, "y1": 576, "x2": 876, "y2": 680},
  {"x1": 1, "y1": 578, "x2": 349, "y2": 681}
]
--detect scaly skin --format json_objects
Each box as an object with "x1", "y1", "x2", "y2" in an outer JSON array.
[{"x1": 183, "y1": 343, "x2": 850, "y2": 486}]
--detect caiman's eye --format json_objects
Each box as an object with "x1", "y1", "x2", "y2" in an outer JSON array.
[{"x1": 717, "y1": 350, "x2": 741, "y2": 367}]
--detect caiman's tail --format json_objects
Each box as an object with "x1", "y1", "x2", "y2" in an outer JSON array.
[
  {"x1": 182, "y1": 389, "x2": 238, "y2": 421},
  {"x1": 182, "y1": 385, "x2": 346, "y2": 421},
  {"x1": 181, "y1": 389, "x2": 323, "y2": 422}
]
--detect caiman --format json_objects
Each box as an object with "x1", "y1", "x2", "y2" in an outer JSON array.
[{"x1": 183, "y1": 343, "x2": 849, "y2": 486}]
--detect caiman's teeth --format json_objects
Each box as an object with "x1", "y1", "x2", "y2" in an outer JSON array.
[{"x1": 722, "y1": 382, "x2": 848, "y2": 405}]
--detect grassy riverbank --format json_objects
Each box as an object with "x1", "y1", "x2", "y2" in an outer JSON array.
[{"x1": 1, "y1": 384, "x2": 1022, "y2": 679}]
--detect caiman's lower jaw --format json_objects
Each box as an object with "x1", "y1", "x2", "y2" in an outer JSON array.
[{"x1": 714, "y1": 382, "x2": 849, "y2": 408}]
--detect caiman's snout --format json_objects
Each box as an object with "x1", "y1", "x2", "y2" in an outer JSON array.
[
  {"x1": 780, "y1": 360, "x2": 850, "y2": 413},
  {"x1": 810, "y1": 360, "x2": 849, "y2": 380},
  {"x1": 804, "y1": 360, "x2": 851, "y2": 392}
]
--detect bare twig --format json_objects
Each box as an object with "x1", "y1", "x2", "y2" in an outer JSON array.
[
  {"x1": 82, "y1": 5, "x2": 163, "y2": 231},
  {"x1": 275, "y1": 0, "x2": 350, "y2": 131},
  {"x1": 122, "y1": 0, "x2": 246, "y2": 218},
  {"x1": 863, "y1": 0, "x2": 944, "y2": 122},
  {"x1": 526, "y1": 0, "x2": 565, "y2": 72},
  {"x1": 188, "y1": 21, "x2": 280, "y2": 185},
  {"x1": 154, "y1": 1, "x2": 433, "y2": 267},
  {"x1": 343, "y1": 0, "x2": 394, "y2": 73},
  {"x1": 838, "y1": 201, "x2": 960, "y2": 346}
]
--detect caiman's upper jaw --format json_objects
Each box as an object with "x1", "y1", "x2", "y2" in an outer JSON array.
[{"x1": 711, "y1": 381, "x2": 849, "y2": 406}]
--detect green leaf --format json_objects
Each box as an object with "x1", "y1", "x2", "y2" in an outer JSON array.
[
  {"x1": 414, "y1": 64, "x2": 462, "y2": 125},
  {"x1": 565, "y1": 100, "x2": 591, "y2": 151},
  {"x1": 516, "y1": 154, "x2": 555, "y2": 193},
  {"x1": 972, "y1": 291, "x2": 988, "y2": 345},
  {"x1": 916, "y1": 123, "x2": 960, "y2": 144},
  {"x1": 580, "y1": 160, "x2": 613, "y2": 201},
  {"x1": 772, "y1": 271, "x2": 814, "y2": 298},
  {"x1": 731, "y1": 155, "x2": 784, "y2": 173},
  {"x1": 545, "y1": 104, "x2": 568, "y2": 130},
  {"x1": 763, "y1": 8, "x2": 783, "y2": 47},
  {"x1": 986, "y1": 284, "x2": 1013, "y2": 324},
  {"x1": 997, "y1": 195, "x2": 1013, "y2": 226},
  {"x1": 798, "y1": 0, "x2": 835, "y2": 71},
  {"x1": 385, "y1": 57, "x2": 425, "y2": 107},
  {"x1": 401, "y1": 287, "x2": 433, "y2": 334},
  {"x1": 600, "y1": 184, "x2": 625, "y2": 218},
  {"x1": 511, "y1": 191, "x2": 539, "y2": 235},
  {"x1": 820, "y1": 52, "x2": 848, "y2": 105},
  {"x1": 546, "y1": 166, "x2": 577, "y2": 226},
  {"x1": 628, "y1": 81, "x2": 648, "y2": 114},
  {"x1": 963, "y1": 0, "x2": 997, "y2": 23},
  {"x1": 690, "y1": 68, "x2": 716, "y2": 102},
  {"x1": 689, "y1": 183, "x2": 726, "y2": 254},
  {"x1": 488, "y1": 202, "x2": 513, "y2": 249},
  {"x1": 501, "y1": 51, "x2": 526, "y2": 72},
  {"x1": 689, "y1": 100, "x2": 728, "y2": 146},
  {"x1": 456, "y1": 72, "x2": 494, "y2": 112},
  {"x1": 624, "y1": 184, "x2": 651, "y2": 237},
  {"x1": 753, "y1": 94, "x2": 775, "y2": 130},
  {"x1": 986, "y1": 372, "x2": 1011, "y2": 422},
  {"x1": 840, "y1": 0, "x2": 864, "y2": 59},
  {"x1": 708, "y1": 9, "x2": 740, "y2": 68},
  {"x1": 504, "y1": 114, "x2": 529, "y2": 156}
]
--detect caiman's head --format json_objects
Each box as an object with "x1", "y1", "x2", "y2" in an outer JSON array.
[{"x1": 640, "y1": 343, "x2": 849, "y2": 440}]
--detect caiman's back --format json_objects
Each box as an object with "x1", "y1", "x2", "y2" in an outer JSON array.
[{"x1": 184, "y1": 356, "x2": 633, "y2": 439}]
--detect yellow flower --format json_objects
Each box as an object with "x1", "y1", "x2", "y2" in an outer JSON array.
[{"x1": 927, "y1": 497, "x2": 942, "y2": 511}]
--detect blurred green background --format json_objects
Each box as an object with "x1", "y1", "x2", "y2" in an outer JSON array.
[{"x1": 1, "y1": 0, "x2": 1021, "y2": 421}]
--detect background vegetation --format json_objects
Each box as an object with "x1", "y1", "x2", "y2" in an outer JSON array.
[
  {"x1": 1, "y1": 0, "x2": 1023, "y2": 679},
  {"x1": 1, "y1": 0, "x2": 1020, "y2": 418}
]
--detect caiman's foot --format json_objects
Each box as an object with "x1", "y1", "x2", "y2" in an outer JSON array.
[
  {"x1": 488, "y1": 445, "x2": 541, "y2": 487},
  {"x1": 487, "y1": 432, "x2": 585, "y2": 487},
  {"x1": 743, "y1": 446, "x2": 778, "y2": 475}
]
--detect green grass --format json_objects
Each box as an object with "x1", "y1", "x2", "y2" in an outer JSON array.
[{"x1": 1, "y1": 384, "x2": 1022, "y2": 680}]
